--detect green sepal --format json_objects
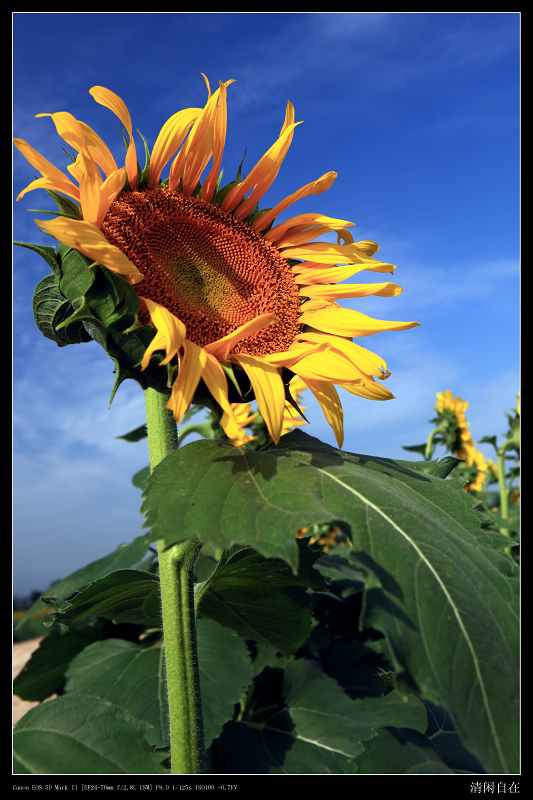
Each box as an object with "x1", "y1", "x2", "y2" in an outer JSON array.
[
  {"x1": 45, "y1": 190, "x2": 82, "y2": 219},
  {"x1": 222, "y1": 364, "x2": 242, "y2": 397},
  {"x1": 32, "y1": 274, "x2": 92, "y2": 347},
  {"x1": 58, "y1": 246, "x2": 96, "y2": 301},
  {"x1": 137, "y1": 129, "x2": 152, "y2": 189},
  {"x1": 14, "y1": 241, "x2": 61, "y2": 276}
]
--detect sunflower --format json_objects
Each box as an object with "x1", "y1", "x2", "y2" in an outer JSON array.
[
  {"x1": 435, "y1": 390, "x2": 488, "y2": 492},
  {"x1": 15, "y1": 76, "x2": 418, "y2": 447},
  {"x1": 221, "y1": 401, "x2": 258, "y2": 448}
]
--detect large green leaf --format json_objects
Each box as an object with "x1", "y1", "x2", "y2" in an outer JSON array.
[
  {"x1": 51, "y1": 570, "x2": 161, "y2": 628},
  {"x1": 117, "y1": 423, "x2": 148, "y2": 442},
  {"x1": 13, "y1": 630, "x2": 99, "y2": 702},
  {"x1": 81, "y1": 618, "x2": 252, "y2": 750},
  {"x1": 354, "y1": 729, "x2": 455, "y2": 774},
  {"x1": 13, "y1": 695, "x2": 165, "y2": 774},
  {"x1": 197, "y1": 619, "x2": 253, "y2": 746},
  {"x1": 142, "y1": 430, "x2": 519, "y2": 773},
  {"x1": 41, "y1": 535, "x2": 153, "y2": 606},
  {"x1": 213, "y1": 659, "x2": 427, "y2": 774},
  {"x1": 15, "y1": 535, "x2": 152, "y2": 640},
  {"x1": 65, "y1": 639, "x2": 164, "y2": 747},
  {"x1": 196, "y1": 548, "x2": 313, "y2": 653}
]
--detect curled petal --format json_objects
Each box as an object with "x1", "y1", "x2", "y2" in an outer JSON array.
[
  {"x1": 280, "y1": 241, "x2": 379, "y2": 264},
  {"x1": 89, "y1": 86, "x2": 138, "y2": 189},
  {"x1": 14, "y1": 138, "x2": 80, "y2": 200},
  {"x1": 16, "y1": 176, "x2": 79, "y2": 203},
  {"x1": 340, "y1": 379, "x2": 394, "y2": 401},
  {"x1": 140, "y1": 299, "x2": 186, "y2": 370},
  {"x1": 205, "y1": 312, "x2": 276, "y2": 361},
  {"x1": 35, "y1": 112, "x2": 117, "y2": 176},
  {"x1": 266, "y1": 213, "x2": 353, "y2": 245},
  {"x1": 168, "y1": 341, "x2": 208, "y2": 423}
]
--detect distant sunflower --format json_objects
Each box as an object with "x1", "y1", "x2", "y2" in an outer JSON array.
[
  {"x1": 15, "y1": 77, "x2": 418, "y2": 446},
  {"x1": 435, "y1": 390, "x2": 488, "y2": 492},
  {"x1": 221, "y1": 401, "x2": 258, "y2": 448}
]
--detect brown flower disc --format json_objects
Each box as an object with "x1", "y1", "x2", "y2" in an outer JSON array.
[{"x1": 102, "y1": 187, "x2": 302, "y2": 355}]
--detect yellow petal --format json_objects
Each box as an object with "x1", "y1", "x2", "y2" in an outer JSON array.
[
  {"x1": 202, "y1": 353, "x2": 240, "y2": 433},
  {"x1": 201, "y1": 73, "x2": 212, "y2": 97},
  {"x1": 350, "y1": 240, "x2": 379, "y2": 256},
  {"x1": 97, "y1": 168, "x2": 127, "y2": 225},
  {"x1": 299, "y1": 306, "x2": 419, "y2": 338},
  {"x1": 149, "y1": 107, "x2": 201, "y2": 186},
  {"x1": 170, "y1": 80, "x2": 234, "y2": 196},
  {"x1": 266, "y1": 213, "x2": 353, "y2": 245},
  {"x1": 222, "y1": 103, "x2": 301, "y2": 215},
  {"x1": 304, "y1": 379, "x2": 344, "y2": 447},
  {"x1": 261, "y1": 341, "x2": 321, "y2": 367},
  {"x1": 67, "y1": 154, "x2": 84, "y2": 183},
  {"x1": 293, "y1": 262, "x2": 395, "y2": 283},
  {"x1": 140, "y1": 299, "x2": 186, "y2": 369},
  {"x1": 299, "y1": 298, "x2": 333, "y2": 312},
  {"x1": 300, "y1": 282, "x2": 403, "y2": 300},
  {"x1": 35, "y1": 113, "x2": 117, "y2": 177},
  {"x1": 253, "y1": 171, "x2": 337, "y2": 232},
  {"x1": 340, "y1": 379, "x2": 394, "y2": 401},
  {"x1": 77, "y1": 152, "x2": 102, "y2": 225},
  {"x1": 274, "y1": 226, "x2": 348, "y2": 249},
  {"x1": 288, "y1": 347, "x2": 360, "y2": 383},
  {"x1": 89, "y1": 86, "x2": 137, "y2": 189},
  {"x1": 36, "y1": 216, "x2": 143, "y2": 283},
  {"x1": 205, "y1": 313, "x2": 277, "y2": 361},
  {"x1": 296, "y1": 332, "x2": 389, "y2": 378},
  {"x1": 280, "y1": 241, "x2": 380, "y2": 264},
  {"x1": 233, "y1": 355, "x2": 285, "y2": 444},
  {"x1": 16, "y1": 176, "x2": 80, "y2": 203},
  {"x1": 168, "y1": 340, "x2": 208, "y2": 423},
  {"x1": 201, "y1": 82, "x2": 233, "y2": 202},
  {"x1": 14, "y1": 138, "x2": 80, "y2": 200}
]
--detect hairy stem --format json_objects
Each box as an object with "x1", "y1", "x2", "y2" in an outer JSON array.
[
  {"x1": 496, "y1": 448, "x2": 510, "y2": 540},
  {"x1": 144, "y1": 387, "x2": 204, "y2": 773}
]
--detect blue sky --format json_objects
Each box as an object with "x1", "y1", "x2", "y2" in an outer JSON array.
[{"x1": 13, "y1": 12, "x2": 519, "y2": 594}]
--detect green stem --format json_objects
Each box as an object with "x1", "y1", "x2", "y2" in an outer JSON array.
[
  {"x1": 144, "y1": 387, "x2": 205, "y2": 774},
  {"x1": 496, "y1": 447, "x2": 510, "y2": 540},
  {"x1": 425, "y1": 428, "x2": 439, "y2": 461},
  {"x1": 145, "y1": 386, "x2": 178, "y2": 469}
]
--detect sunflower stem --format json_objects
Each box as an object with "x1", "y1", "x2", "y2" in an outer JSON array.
[
  {"x1": 496, "y1": 447, "x2": 511, "y2": 541},
  {"x1": 144, "y1": 387, "x2": 205, "y2": 774}
]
